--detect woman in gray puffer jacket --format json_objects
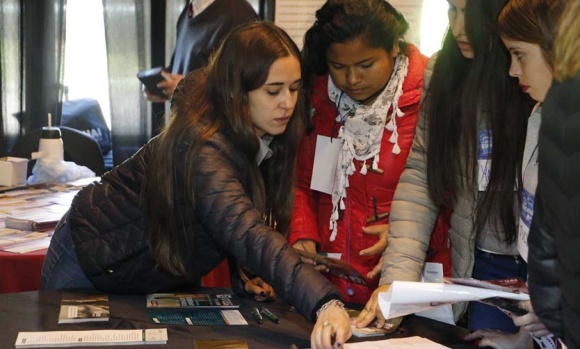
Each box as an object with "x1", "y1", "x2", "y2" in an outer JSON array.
[{"x1": 41, "y1": 22, "x2": 351, "y2": 349}]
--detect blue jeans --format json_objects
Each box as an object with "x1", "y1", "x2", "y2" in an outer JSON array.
[
  {"x1": 41, "y1": 212, "x2": 95, "y2": 290},
  {"x1": 468, "y1": 248, "x2": 528, "y2": 333}
]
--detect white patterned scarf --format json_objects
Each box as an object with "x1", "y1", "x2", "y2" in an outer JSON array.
[{"x1": 327, "y1": 54, "x2": 409, "y2": 241}]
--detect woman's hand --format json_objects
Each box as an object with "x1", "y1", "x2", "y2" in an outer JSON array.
[
  {"x1": 157, "y1": 71, "x2": 183, "y2": 98},
  {"x1": 512, "y1": 301, "x2": 550, "y2": 338},
  {"x1": 311, "y1": 302, "x2": 352, "y2": 349},
  {"x1": 463, "y1": 326, "x2": 533, "y2": 349},
  {"x1": 243, "y1": 277, "x2": 276, "y2": 302},
  {"x1": 359, "y1": 224, "x2": 388, "y2": 279},
  {"x1": 292, "y1": 240, "x2": 328, "y2": 272},
  {"x1": 352, "y1": 284, "x2": 402, "y2": 331},
  {"x1": 143, "y1": 86, "x2": 167, "y2": 103}
]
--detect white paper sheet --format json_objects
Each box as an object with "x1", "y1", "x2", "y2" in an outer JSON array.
[
  {"x1": 379, "y1": 281, "x2": 529, "y2": 320},
  {"x1": 345, "y1": 336, "x2": 450, "y2": 348}
]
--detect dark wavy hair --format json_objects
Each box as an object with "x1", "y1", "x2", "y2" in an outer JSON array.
[
  {"x1": 425, "y1": 0, "x2": 533, "y2": 244},
  {"x1": 498, "y1": 0, "x2": 566, "y2": 69},
  {"x1": 302, "y1": 0, "x2": 409, "y2": 95},
  {"x1": 144, "y1": 22, "x2": 305, "y2": 276}
]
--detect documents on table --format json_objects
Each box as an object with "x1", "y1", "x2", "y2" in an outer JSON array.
[
  {"x1": 345, "y1": 336, "x2": 451, "y2": 348},
  {"x1": 378, "y1": 279, "x2": 530, "y2": 320},
  {"x1": 149, "y1": 309, "x2": 248, "y2": 326},
  {"x1": 58, "y1": 292, "x2": 110, "y2": 324},
  {"x1": 14, "y1": 328, "x2": 168, "y2": 348}
]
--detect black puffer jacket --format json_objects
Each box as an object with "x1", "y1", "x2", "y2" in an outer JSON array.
[
  {"x1": 69, "y1": 133, "x2": 340, "y2": 322},
  {"x1": 528, "y1": 78, "x2": 580, "y2": 348}
]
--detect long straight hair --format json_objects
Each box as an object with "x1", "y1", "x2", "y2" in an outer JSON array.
[
  {"x1": 425, "y1": 0, "x2": 532, "y2": 243},
  {"x1": 144, "y1": 22, "x2": 305, "y2": 276}
]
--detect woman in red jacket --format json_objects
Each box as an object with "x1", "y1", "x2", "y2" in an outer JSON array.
[{"x1": 289, "y1": 0, "x2": 451, "y2": 305}]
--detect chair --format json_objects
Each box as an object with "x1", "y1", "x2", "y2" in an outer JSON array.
[
  {"x1": 9, "y1": 126, "x2": 106, "y2": 176},
  {"x1": 61, "y1": 98, "x2": 113, "y2": 170}
]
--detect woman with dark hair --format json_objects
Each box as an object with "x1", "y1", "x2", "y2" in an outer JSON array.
[
  {"x1": 41, "y1": 22, "x2": 352, "y2": 348},
  {"x1": 355, "y1": 0, "x2": 534, "y2": 334},
  {"x1": 289, "y1": 0, "x2": 451, "y2": 307},
  {"x1": 463, "y1": 0, "x2": 567, "y2": 347}
]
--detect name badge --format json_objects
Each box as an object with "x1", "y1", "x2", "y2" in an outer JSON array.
[
  {"x1": 310, "y1": 135, "x2": 340, "y2": 195},
  {"x1": 517, "y1": 188, "x2": 534, "y2": 262},
  {"x1": 477, "y1": 130, "x2": 492, "y2": 191}
]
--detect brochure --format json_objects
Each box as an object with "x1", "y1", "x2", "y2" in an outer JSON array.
[
  {"x1": 14, "y1": 329, "x2": 167, "y2": 348},
  {"x1": 58, "y1": 292, "x2": 109, "y2": 324},
  {"x1": 346, "y1": 309, "x2": 391, "y2": 338},
  {"x1": 148, "y1": 309, "x2": 248, "y2": 326},
  {"x1": 344, "y1": 336, "x2": 451, "y2": 348},
  {"x1": 377, "y1": 279, "x2": 530, "y2": 320},
  {"x1": 146, "y1": 292, "x2": 240, "y2": 309}
]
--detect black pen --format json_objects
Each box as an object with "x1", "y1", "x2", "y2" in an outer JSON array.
[
  {"x1": 260, "y1": 307, "x2": 280, "y2": 324},
  {"x1": 251, "y1": 307, "x2": 263, "y2": 324}
]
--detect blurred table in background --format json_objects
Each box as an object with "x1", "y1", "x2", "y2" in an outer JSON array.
[
  {"x1": 0, "y1": 177, "x2": 230, "y2": 293},
  {"x1": 0, "y1": 178, "x2": 98, "y2": 294}
]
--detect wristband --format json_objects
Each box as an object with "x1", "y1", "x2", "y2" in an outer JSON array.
[{"x1": 316, "y1": 299, "x2": 345, "y2": 319}]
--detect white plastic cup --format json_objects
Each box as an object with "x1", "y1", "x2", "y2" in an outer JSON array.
[{"x1": 38, "y1": 127, "x2": 64, "y2": 163}]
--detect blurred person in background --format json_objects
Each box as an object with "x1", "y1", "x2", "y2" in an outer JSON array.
[{"x1": 144, "y1": 0, "x2": 259, "y2": 102}]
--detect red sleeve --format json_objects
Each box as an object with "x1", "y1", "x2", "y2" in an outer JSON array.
[{"x1": 288, "y1": 129, "x2": 322, "y2": 246}]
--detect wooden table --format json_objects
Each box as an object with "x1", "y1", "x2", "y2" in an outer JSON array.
[{"x1": 0, "y1": 289, "x2": 480, "y2": 348}]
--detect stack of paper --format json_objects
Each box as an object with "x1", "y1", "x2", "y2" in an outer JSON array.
[{"x1": 14, "y1": 329, "x2": 168, "y2": 348}]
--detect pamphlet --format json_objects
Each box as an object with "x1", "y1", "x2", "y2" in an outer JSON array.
[
  {"x1": 14, "y1": 329, "x2": 167, "y2": 348},
  {"x1": 5, "y1": 206, "x2": 67, "y2": 231},
  {"x1": 443, "y1": 277, "x2": 528, "y2": 294},
  {"x1": 292, "y1": 248, "x2": 368, "y2": 286},
  {"x1": 378, "y1": 279, "x2": 530, "y2": 320},
  {"x1": 443, "y1": 277, "x2": 529, "y2": 315},
  {"x1": 344, "y1": 336, "x2": 451, "y2": 348},
  {"x1": 443, "y1": 278, "x2": 564, "y2": 349},
  {"x1": 148, "y1": 309, "x2": 248, "y2": 326},
  {"x1": 58, "y1": 292, "x2": 110, "y2": 324},
  {"x1": 146, "y1": 293, "x2": 240, "y2": 309},
  {"x1": 346, "y1": 309, "x2": 391, "y2": 338}
]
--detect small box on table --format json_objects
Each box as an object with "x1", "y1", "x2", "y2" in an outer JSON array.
[{"x1": 0, "y1": 157, "x2": 28, "y2": 186}]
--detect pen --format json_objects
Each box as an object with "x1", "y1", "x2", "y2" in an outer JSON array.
[
  {"x1": 251, "y1": 307, "x2": 263, "y2": 324},
  {"x1": 260, "y1": 307, "x2": 280, "y2": 324}
]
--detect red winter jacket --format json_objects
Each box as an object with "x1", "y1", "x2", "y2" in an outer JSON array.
[{"x1": 289, "y1": 45, "x2": 450, "y2": 304}]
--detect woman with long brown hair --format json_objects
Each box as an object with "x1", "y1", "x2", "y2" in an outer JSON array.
[{"x1": 42, "y1": 22, "x2": 351, "y2": 348}]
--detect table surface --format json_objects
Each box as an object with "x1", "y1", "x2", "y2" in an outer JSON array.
[{"x1": 0, "y1": 289, "x2": 480, "y2": 349}]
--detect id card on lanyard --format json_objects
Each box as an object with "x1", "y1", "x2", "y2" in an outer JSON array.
[
  {"x1": 477, "y1": 129, "x2": 492, "y2": 191},
  {"x1": 517, "y1": 188, "x2": 534, "y2": 262},
  {"x1": 310, "y1": 135, "x2": 341, "y2": 195}
]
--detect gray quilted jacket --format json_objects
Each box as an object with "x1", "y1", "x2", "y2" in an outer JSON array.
[{"x1": 379, "y1": 55, "x2": 515, "y2": 319}]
